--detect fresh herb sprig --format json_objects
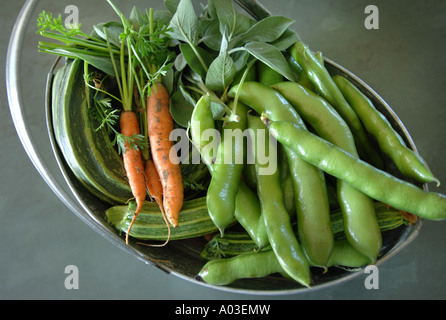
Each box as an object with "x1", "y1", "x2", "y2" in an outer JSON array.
[{"x1": 165, "y1": 0, "x2": 300, "y2": 127}]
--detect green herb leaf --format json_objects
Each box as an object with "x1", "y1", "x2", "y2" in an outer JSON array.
[
  {"x1": 205, "y1": 52, "x2": 236, "y2": 94},
  {"x1": 170, "y1": 84, "x2": 196, "y2": 127},
  {"x1": 210, "y1": 99, "x2": 227, "y2": 120},
  {"x1": 167, "y1": 0, "x2": 198, "y2": 45},
  {"x1": 231, "y1": 16, "x2": 295, "y2": 47},
  {"x1": 243, "y1": 41, "x2": 296, "y2": 81},
  {"x1": 269, "y1": 29, "x2": 300, "y2": 51},
  {"x1": 213, "y1": 0, "x2": 237, "y2": 39},
  {"x1": 179, "y1": 43, "x2": 215, "y2": 79},
  {"x1": 92, "y1": 21, "x2": 123, "y2": 48},
  {"x1": 201, "y1": 18, "x2": 222, "y2": 52}
]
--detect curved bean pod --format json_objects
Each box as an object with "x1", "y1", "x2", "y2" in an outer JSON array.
[
  {"x1": 272, "y1": 81, "x2": 382, "y2": 262},
  {"x1": 206, "y1": 101, "x2": 249, "y2": 236},
  {"x1": 198, "y1": 239, "x2": 370, "y2": 286},
  {"x1": 289, "y1": 41, "x2": 383, "y2": 169},
  {"x1": 190, "y1": 94, "x2": 217, "y2": 170},
  {"x1": 190, "y1": 96, "x2": 268, "y2": 248},
  {"x1": 248, "y1": 115, "x2": 311, "y2": 287},
  {"x1": 333, "y1": 75, "x2": 439, "y2": 185},
  {"x1": 229, "y1": 81, "x2": 333, "y2": 269},
  {"x1": 266, "y1": 119, "x2": 446, "y2": 221}
]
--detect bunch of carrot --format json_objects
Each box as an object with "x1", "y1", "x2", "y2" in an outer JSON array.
[
  {"x1": 104, "y1": 3, "x2": 184, "y2": 244},
  {"x1": 121, "y1": 82, "x2": 183, "y2": 245}
]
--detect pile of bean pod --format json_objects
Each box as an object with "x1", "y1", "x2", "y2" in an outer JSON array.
[{"x1": 192, "y1": 40, "x2": 446, "y2": 288}]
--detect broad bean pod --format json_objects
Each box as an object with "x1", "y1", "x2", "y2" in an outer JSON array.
[
  {"x1": 333, "y1": 75, "x2": 439, "y2": 185},
  {"x1": 198, "y1": 239, "x2": 370, "y2": 286},
  {"x1": 272, "y1": 81, "x2": 382, "y2": 262},
  {"x1": 289, "y1": 41, "x2": 383, "y2": 169},
  {"x1": 266, "y1": 119, "x2": 446, "y2": 221},
  {"x1": 247, "y1": 115, "x2": 311, "y2": 287},
  {"x1": 190, "y1": 94, "x2": 217, "y2": 170},
  {"x1": 190, "y1": 96, "x2": 268, "y2": 248},
  {"x1": 206, "y1": 101, "x2": 249, "y2": 236},
  {"x1": 228, "y1": 81, "x2": 333, "y2": 269}
]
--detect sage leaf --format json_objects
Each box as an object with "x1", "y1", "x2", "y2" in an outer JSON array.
[
  {"x1": 92, "y1": 21, "x2": 123, "y2": 48},
  {"x1": 213, "y1": 0, "x2": 237, "y2": 38},
  {"x1": 210, "y1": 100, "x2": 226, "y2": 120},
  {"x1": 232, "y1": 50, "x2": 250, "y2": 73},
  {"x1": 243, "y1": 41, "x2": 296, "y2": 81},
  {"x1": 167, "y1": 0, "x2": 198, "y2": 45},
  {"x1": 180, "y1": 43, "x2": 215, "y2": 79},
  {"x1": 170, "y1": 84, "x2": 196, "y2": 127},
  {"x1": 205, "y1": 52, "x2": 236, "y2": 94},
  {"x1": 202, "y1": 18, "x2": 222, "y2": 52},
  {"x1": 234, "y1": 16, "x2": 295, "y2": 45},
  {"x1": 270, "y1": 29, "x2": 300, "y2": 51}
]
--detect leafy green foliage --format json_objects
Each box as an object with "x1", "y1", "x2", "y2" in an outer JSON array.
[{"x1": 166, "y1": 0, "x2": 299, "y2": 127}]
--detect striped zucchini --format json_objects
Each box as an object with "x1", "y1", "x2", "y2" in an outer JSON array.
[
  {"x1": 106, "y1": 197, "x2": 232, "y2": 241},
  {"x1": 201, "y1": 202, "x2": 416, "y2": 260},
  {"x1": 52, "y1": 58, "x2": 132, "y2": 204}
]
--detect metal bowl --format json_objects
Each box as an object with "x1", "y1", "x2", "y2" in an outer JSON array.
[{"x1": 7, "y1": 0, "x2": 425, "y2": 295}]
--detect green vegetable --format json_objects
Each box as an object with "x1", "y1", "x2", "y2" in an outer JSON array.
[
  {"x1": 198, "y1": 239, "x2": 370, "y2": 286},
  {"x1": 190, "y1": 94, "x2": 216, "y2": 170},
  {"x1": 257, "y1": 61, "x2": 283, "y2": 86},
  {"x1": 189, "y1": 94, "x2": 268, "y2": 249},
  {"x1": 201, "y1": 202, "x2": 411, "y2": 261},
  {"x1": 247, "y1": 115, "x2": 311, "y2": 287},
  {"x1": 106, "y1": 196, "x2": 229, "y2": 241},
  {"x1": 229, "y1": 81, "x2": 333, "y2": 269},
  {"x1": 333, "y1": 75, "x2": 439, "y2": 185},
  {"x1": 233, "y1": 181, "x2": 269, "y2": 250},
  {"x1": 52, "y1": 58, "x2": 132, "y2": 205},
  {"x1": 272, "y1": 81, "x2": 382, "y2": 263},
  {"x1": 265, "y1": 119, "x2": 446, "y2": 221},
  {"x1": 289, "y1": 41, "x2": 383, "y2": 169},
  {"x1": 198, "y1": 249, "x2": 282, "y2": 286},
  {"x1": 206, "y1": 101, "x2": 250, "y2": 236}
]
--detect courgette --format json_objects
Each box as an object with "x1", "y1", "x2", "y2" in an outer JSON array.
[
  {"x1": 201, "y1": 202, "x2": 414, "y2": 261},
  {"x1": 106, "y1": 196, "x2": 232, "y2": 241},
  {"x1": 52, "y1": 59, "x2": 132, "y2": 204}
]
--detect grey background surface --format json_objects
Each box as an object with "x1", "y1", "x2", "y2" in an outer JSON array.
[{"x1": 2, "y1": 0, "x2": 446, "y2": 300}]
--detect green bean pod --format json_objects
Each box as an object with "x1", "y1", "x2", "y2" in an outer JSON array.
[
  {"x1": 266, "y1": 119, "x2": 446, "y2": 221},
  {"x1": 190, "y1": 94, "x2": 217, "y2": 170},
  {"x1": 247, "y1": 115, "x2": 311, "y2": 287},
  {"x1": 198, "y1": 250, "x2": 282, "y2": 286},
  {"x1": 206, "y1": 101, "x2": 250, "y2": 236},
  {"x1": 201, "y1": 202, "x2": 412, "y2": 261},
  {"x1": 190, "y1": 96, "x2": 268, "y2": 248},
  {"x1": 234, "y1": 182, "x2": 269, "y2": 249},
  {"x1": 198, "y1": 239, "x2": 370, "y2": 286},
  {"x1": 229, "y1": 82, "x2": 333, "y2": 269},
  {"x1": 333, "y1": 75, "x2": 440, "y2": 185},
  {"x1": 272, "y1": 81, "x2": 382, "y2": 262},
  {"x1": 289, "y1": 41, "x2": 383, "y2": 169}
]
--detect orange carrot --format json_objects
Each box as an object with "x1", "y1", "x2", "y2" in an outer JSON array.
[
  {"x1": 147, "y1": 82, "x2": 184, "y2": 227},
  {"x1": 145, "y1": 159, "x2": 164, "y2": 206},
  {"x1": 139, "y1": 158, "x2": 172, "y2": 247},
  {"x1": 120, "y1": 110, "x2": 146, "y2": 245}
]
